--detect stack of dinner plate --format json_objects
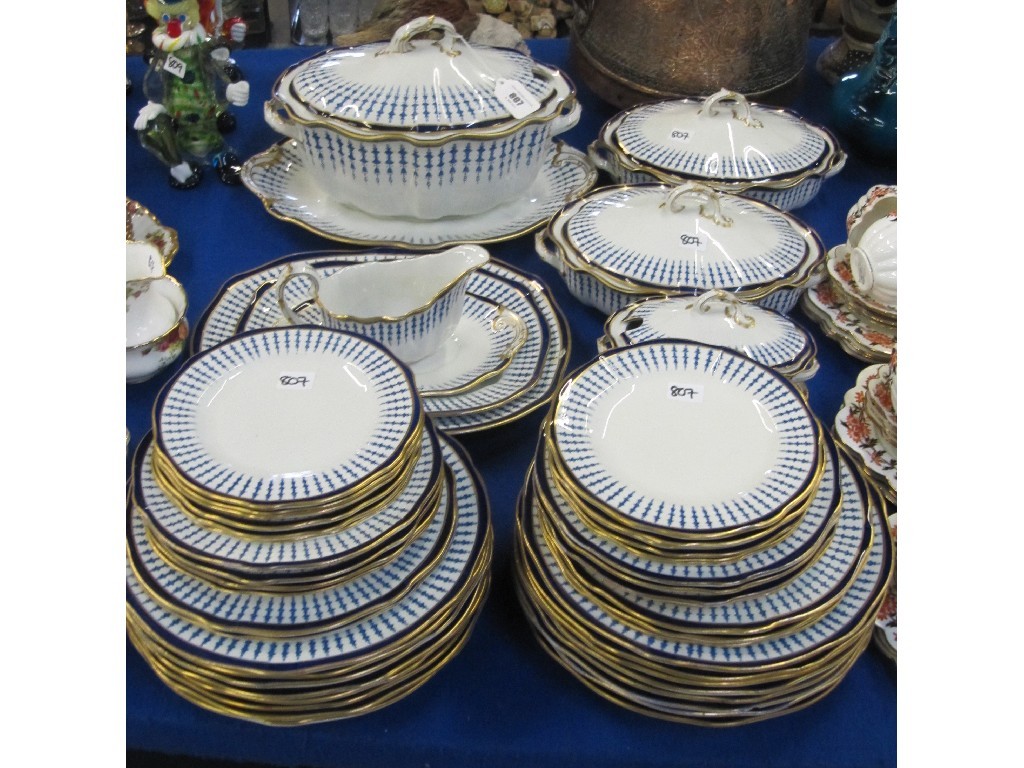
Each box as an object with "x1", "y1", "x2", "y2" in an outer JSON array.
[
  {"x1": 126, "y1": 326, "x2": 492, "y2": 724},
  {"x1": 514, "y1": 341, "x2": 893, "y2": 725}
]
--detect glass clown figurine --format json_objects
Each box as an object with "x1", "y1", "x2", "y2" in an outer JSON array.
[{"x1": 134, "y1": 0, "x2": 250, "y2": 189}]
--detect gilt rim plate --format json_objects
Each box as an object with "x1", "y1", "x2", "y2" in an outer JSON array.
[
  {"x1": 550, "y1": 341, "x2": 820, "y2": 533},
  {"x1": 155, "y1": 327, "x2": 420, "y2": 506}
]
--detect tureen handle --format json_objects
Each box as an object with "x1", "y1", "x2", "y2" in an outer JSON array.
[
  {"x1": 662, "y1": 183, "x2": 733, "y2": 227},
  {"x1": 699, "y1": 88, "x2": 763, "y2": 128},
  {"x1": 380, "y1": 16, "x2": 463, "y2": 56},
  {"x1": 690, "y1": 289, "x2": 756, "y2": 329}
]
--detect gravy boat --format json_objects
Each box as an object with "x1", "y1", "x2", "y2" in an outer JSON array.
[{"x1": 276, "y1": 245, "x2": 490, "y2": 363}]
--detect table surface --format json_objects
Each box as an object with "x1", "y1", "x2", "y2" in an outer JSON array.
[{"x1": 126, "y1": 35, "x2": 897, "y2": 768}]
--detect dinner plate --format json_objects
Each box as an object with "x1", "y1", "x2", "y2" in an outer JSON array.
[
  {"x1": 550, "y1": 341, "x2": 821, "y2": 534},
  {"x1": 128, "y1": 460, "x2": 455, "y2": 636},
  {"x1": 133, "y1": 426, "x2": 441, "y2": 578},
  {"x1": 800, "y1": 276, "x2": 895, "y2": 363},
  {"x1": 193, "y1": 254, "x2": 569, "y2": 434},
  {"x1": 241, "y1": 140, "x2": 597, "y2": 249},
  {"x1": 834, "y1": 364, "x2": 897, "y2": 504},
  {"x1": 126, "y1": 434, "x2": 490, "y2": 668},
  {"x1": 154, "y1": 327, "x2": 421, "y2": 507},
  {"x1": 519, "y1": 453, "x2": 891, "y2": 666},
  {"x1": 532, "y1": 432, "x2": 843, "y2": 597}
]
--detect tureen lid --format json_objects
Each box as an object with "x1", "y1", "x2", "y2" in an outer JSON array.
[
  {"x1": 605, "y1": 292, "x2": 815, "y2": 372},
  {"x1": 558, "y1": 183, "x2": 816, "y2": 291},
  {"x1": 278, "y1": 16, "x2": 559, "y2": 130},
  {"x1": 613, "y1": 90, "x2": 833, "y2": 182}
]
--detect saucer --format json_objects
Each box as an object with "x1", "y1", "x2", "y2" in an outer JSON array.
[
  {"x1": 874, "y1": 512, "x2": 897, "y2": 662},
  {"x1": 276, "y1": 279, "x2": 529, "y2": 397},
  {"x1": 800, "y1": 276, "x2": 895, "y2": 363},
  {"x1": 241, "y1": 140, "x2": 598, "y2": 250},
  {"x1": 193, "y1": 254, "x2": 569, "y2": 434},
  {"x1": 833, "y1": 364, "x2": 897, "y2": 504}
]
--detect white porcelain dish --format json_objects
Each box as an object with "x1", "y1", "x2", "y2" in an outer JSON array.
[
  {"x1": 601, "y1": 291, "x2": 818, "y2": 381},
  {"x1": 533, "y1": 446, "x2": 870, "y2": 634},
  {"x1": 409, "y1": 296, "x2": 527, "y2": 396},
  {"x1": 192, "y1": 253, "x2": 569, "y2": 434},
  {"x1": 128, "y1": 459, "x2": 454, "y2": 634},
  {"x1": 825, "y1": 245, "x2": 896, "y2": 323},
  {"x1": 532, "y1": 432, "x2": 842, "y2": 595},
  {"x1": 154, "y1": 327, "x2": 420, "y2": 506},
  {"x1": 537, "y1": 183, "x2": 823, "y2": 316},
  {"x1": 133, "y1": 426, "x2": 441, "y2": 576},
  {"x1": 521, "y1": 456, "x2": 891, "y2": 666},
  {"x1": 264, "y1": 16, "x2": 580, "y2": 220},
  {"x1": 127, "y1": 434, "x2": 489, "y2": 667},
  {"x1": 550, "y1": 341, "x2": 820, "y2": 534},
  {"x1": 241, "y1": 139, "x2": 596, "y2": 249},
  {"x1": 588, "y1": 89, "x2": 846, "y2": 211},
  {"x1": 275, "y1": 245, "x2": 489, "y2": 363}
]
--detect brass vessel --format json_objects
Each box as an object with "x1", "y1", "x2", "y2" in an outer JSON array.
[{"x1": 569, "y1": 0, "x2": 814, "y2": 108}]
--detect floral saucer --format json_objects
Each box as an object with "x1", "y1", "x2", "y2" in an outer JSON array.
[
  {"x1": 834, "y1": 364, "x2": 897, "y2": 504},
  {"x1": 800, "y1": 271, "x2": 895, "y2": 363},
  {"x1": 241, "y1": 140, "x2": 597, "y2": 250},
  {"x1": 874, "y1": 513, "x2": 897, "y2": 662}
]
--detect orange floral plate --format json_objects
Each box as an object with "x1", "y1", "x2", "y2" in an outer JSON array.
[
  {"x1": 800, "y1": 272, "x2": 894, "y2": 364},
  {"x1": 833, "y1": 364, "x2": 896, "y2": 504}
]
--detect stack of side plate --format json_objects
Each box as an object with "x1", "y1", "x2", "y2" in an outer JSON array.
[
  {"x1": 127, "y1": 327, "x2": 492, "y2": 724},
  {"x1": 514, "y1": 341, "x2": 892, "y2": 725}
]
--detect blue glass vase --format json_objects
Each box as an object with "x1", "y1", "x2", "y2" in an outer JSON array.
[{"x1": 831, "y1": 12, "x2": 897, "y2": 162}]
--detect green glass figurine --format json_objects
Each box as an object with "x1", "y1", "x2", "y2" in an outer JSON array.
[{"x1": 134, "y1": 0, "x2": 250, "y2": 189}]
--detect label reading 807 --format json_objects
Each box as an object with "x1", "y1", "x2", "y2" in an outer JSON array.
[
  {"x1": 668, "y1": 129, "x2": 693, "y2": 143},
  {"x1": 667, "y1": 384, "x2": 704, "y2": 402},
  {"x1": 278, "y1": 372, "x2": 315, "y2": 390}
]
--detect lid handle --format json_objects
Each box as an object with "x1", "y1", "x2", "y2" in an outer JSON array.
[
  {"x1": 380, "y1": 15, "x2": 463, "y2": 57},
  {"x1": 662, "y1": 183, "x2": 733, "y2": 227},
  {"x1": 699, "y1": 88, "x2": 763, "y2": 128},
  {"x1": 690, "y1": 289, "x2": 756, "y2": 329}
]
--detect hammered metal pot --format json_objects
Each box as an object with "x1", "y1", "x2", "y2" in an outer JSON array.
[{"x1": 569, "y1": 0, "x2": 815, "y2": 109}]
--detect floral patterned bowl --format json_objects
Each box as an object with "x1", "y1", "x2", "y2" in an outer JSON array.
[{"x1": 126, "y1": 276, "x2": 188, "y2": 384}]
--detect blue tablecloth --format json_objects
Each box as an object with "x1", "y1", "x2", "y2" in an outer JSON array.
[{"x1": 126, "y1": 34, "x2": 896, "y2": 768}]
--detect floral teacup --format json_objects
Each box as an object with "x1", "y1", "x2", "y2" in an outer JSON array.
[{"x1": 126, "y1": 275, "x2": 188, "y2": 383}]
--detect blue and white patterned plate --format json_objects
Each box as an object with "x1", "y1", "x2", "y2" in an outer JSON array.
[
  {"x1": 128, "y1": 458, "x2": 454, "y2": 635},
  {"x1": 524, "y1": 453, "x2": 891, "y2": 665},
  {"x1": 533, "y1": 431, "x2": 841, "y2": 592},
  {"x1": 550, "y1": 341, "x2": 820, "y2": 533},
  {"x1": 193, "y1": 254, "x2": 568, "y2": 434},
  {"x1": 126, "y1": 435, "x2": 489, "y2": 669},
  {"x1": 241, "y1": 140, "x2": 596, "y2": 249},
  {"x1": 573, "y1": 449, "x2": 871, "y2": 632},
  {"x1": 154, "y1": 327, "x2": 420, "y2": 506},
  {"x1": 134, "y1": 425, "x2": 440, "y2": 574}
]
